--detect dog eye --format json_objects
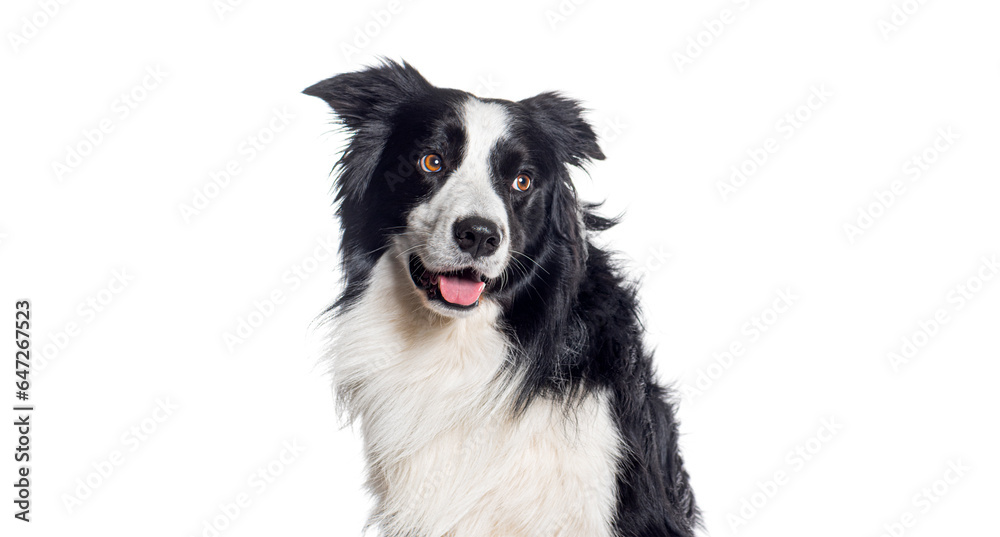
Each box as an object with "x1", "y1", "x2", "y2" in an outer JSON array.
[
  {"x1": 419, "y1": 154, "x2": 443, "y2": 173},
  {"x1": 512, "y1": 173, "x2": 531, "y2": 192}
]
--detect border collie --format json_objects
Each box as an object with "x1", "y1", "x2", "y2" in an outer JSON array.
[{"x1": 305, "y1": 61, "x2": 698, "y2": 537}]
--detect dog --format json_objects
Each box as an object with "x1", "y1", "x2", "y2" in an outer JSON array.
[{"x1": 305, "y1": 60, "x2": 698, "y2": 537}]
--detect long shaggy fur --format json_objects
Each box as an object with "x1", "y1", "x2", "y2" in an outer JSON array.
[{"x1": 306, "y1": 60, "x2": 698, "y2": 537}]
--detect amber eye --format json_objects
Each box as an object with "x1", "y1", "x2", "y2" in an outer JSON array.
[
  {"x1": 419, "y1": 153, "x2": 443, "y2": 173},
  {"x1": 512, "y1": 173, "x2": 531, "y2": 192}
]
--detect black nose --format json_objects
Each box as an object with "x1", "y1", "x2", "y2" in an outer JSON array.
[{"x1": 453, "y1": 217, "x2": 501, "y2": 258}]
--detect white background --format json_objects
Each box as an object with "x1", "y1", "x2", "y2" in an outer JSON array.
[{"x1": 2, "y1": 1, "x2": 999, "y2": 536}]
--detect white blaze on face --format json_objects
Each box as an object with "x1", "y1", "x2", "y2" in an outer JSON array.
[{"x1": 406, "y1": 97, "x2": 512, "y2": 278}]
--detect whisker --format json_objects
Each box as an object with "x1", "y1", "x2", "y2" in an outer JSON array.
[
  {"x1": 510, "y1": 249, "x2": 549, "y2": 275},
  {"x1": 394, "y1": 244, "x2": 424, "y2": 260}
]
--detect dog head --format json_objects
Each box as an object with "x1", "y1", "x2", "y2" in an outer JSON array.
[{"x1": 305, "y1": 61, "x2": 604, "y2": 318}]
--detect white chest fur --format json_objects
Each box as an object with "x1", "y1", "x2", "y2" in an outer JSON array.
[{"x1": 326, "y1": 254, "x2": 621, "y2": 537}]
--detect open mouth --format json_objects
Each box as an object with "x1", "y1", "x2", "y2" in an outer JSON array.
[{"x1": 408, "y1": 255, "x2": 488, "y2": 309}]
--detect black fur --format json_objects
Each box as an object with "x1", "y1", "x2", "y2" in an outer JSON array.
[{"x1": 305, "y1": 60, "x2": 698, "y2": 536}]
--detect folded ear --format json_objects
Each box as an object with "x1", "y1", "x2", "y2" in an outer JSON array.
[
  {"x1": 303, "y1": 60, "x2": 432, "y2": 130},
  {"x1": 520, "y1": 91, "x2": 605, "y2": 166},
  {"x1": 304, "y1": 60, "x2": 432, "y2": 204}
]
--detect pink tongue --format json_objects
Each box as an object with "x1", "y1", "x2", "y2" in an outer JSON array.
[{"x1": 437, "y1": 275, "x2": 486, "y2": 306}]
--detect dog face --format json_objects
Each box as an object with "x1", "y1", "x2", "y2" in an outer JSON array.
[{"x1": 305, "y1": 61, "x2": 604, "y2": 318}]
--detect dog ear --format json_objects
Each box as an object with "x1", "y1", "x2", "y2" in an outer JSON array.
[
  {"x1": 520, "y1": 91, "x2": 605, "y2": 166},
  {"x1": 303, "y1": 60, "x2": 432, "y2": 131},
  {"x1": 303, "y1": 60, "x2": 432, "y2": 204}
]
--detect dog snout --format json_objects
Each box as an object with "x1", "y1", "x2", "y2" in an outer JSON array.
[{"x1": 453, "y1": 216, "x2": 502, "y2": 259}]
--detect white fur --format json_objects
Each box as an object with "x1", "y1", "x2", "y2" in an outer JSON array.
[
  {"x1": 405, "y1": 98, "x2": 513, "y2": 280},
  {"x1": 325, "y1": 249, "x2": 622, "y2": 536}
]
